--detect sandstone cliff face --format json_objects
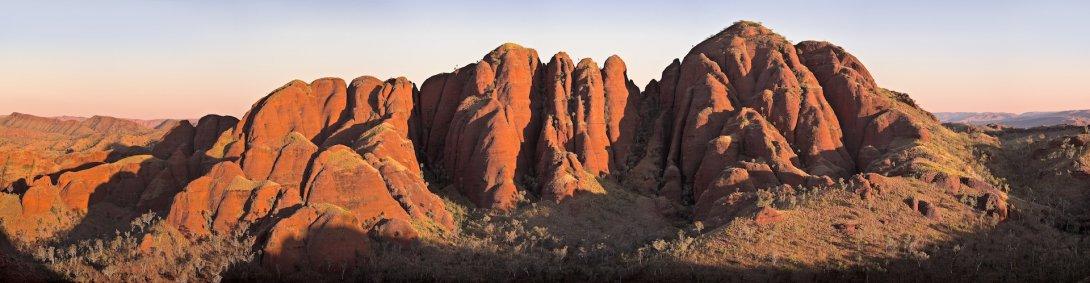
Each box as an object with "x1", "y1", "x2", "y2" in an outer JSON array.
[
  {"x1": 616, "y1": 23, "x2": 813, "y2": 212},
  {"x1": 151, "y1": 115, "x2": 238, "y2": 161},
  {"x1": 301, "y1": 145, "x2": 411, "y2": 229},
  {"x1": 413, "y1": 43, "x2": 542, "y2": 211},
  {"x1": 415, "y1": 45, "x2": 643, "y2": 209},
  {"x1": 533, "y1": 53, "x2": 634, "y2": 203}
]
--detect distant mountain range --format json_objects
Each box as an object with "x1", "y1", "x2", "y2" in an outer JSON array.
[
  {"x1": 935, "y1": 110, "x2": 1090, "y2": 128},
  {"x1": 0, "y1": 113, "x2": 195, "y2": 130}
]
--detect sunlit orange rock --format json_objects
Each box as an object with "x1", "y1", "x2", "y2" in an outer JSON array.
[
  {"x1": 53, "y1": 155, "x2": 164, "y2": 213},
  {"x1": 20, "y1": 177, "x2": 62, "y2": 215},
  {"x1": 796, "y1": 40, "x2": 930, "y2": 171},
  {"x1": 602, "y1": 55, "x2": 643, "y2": 171},
  {"x1": 165, "y1": 161, "x2": 289, "y2": 237},
  {"x1": 302, "y1": 145, "x2": 410, "y2": 227},
  {"x1": 754, "y1": 207, "x2": 785, "y2": 226}
]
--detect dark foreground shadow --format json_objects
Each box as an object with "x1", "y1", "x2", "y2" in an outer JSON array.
[
  {"x1": 1, "y1": 225, "x2": 61, "y2": 282},
  {"x1": 212, "y1": 202, "x2": 1090, "y2": 282}
]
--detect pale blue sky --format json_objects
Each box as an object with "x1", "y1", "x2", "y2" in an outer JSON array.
[{"x1": 2, "y1": 0, "x2": 1087, "y2": 118}]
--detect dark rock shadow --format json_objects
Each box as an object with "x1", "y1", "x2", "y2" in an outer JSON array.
[
  {"x1": 213, "y1": 193, "x2": 1090, "y2": 282},
  {"x1": 59, "y1": 159, "x2": 172, "y2": 244},
  {"x1": 1, "y1": 221, "x2": 61, "y2": 281}
]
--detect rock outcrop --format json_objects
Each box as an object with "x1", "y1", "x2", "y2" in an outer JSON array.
[
  {"x1": 165, "y1": 161, "x2": 294, "y2": 237},
  {"x1": 181, "y1": 75, "x2": 455, "y2": 270},
  {"x1": 394, "y1": 21, "x2": 979, "y2": 230},
  {"x1": 415, "y1": 45, "x2": 642, "y2": 209},
  {"x1": 615, "y1": 21, "x2": 985, "y2": 228},
  {"x1": 151, "y1": 115, "x2": 238, "y2": 161},
  {"x1": 796, "y1": 40, "x2": 930, "y2": 171},
  {"x1": 638, "y1": 22, "x2": 850, "y2": 198},
  {"x1": 413, "y1": 43, "x2": 542, "y2": 210}
]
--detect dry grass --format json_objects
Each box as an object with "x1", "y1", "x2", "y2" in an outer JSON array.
[
  {"x1": 5, "y1": 212, "x2": 258, "y2": 282},
  {"x1": 353, "y1": 178, "x2": 682, "y2": 281},
  {"x1": 641, "y1": 176, "x2": 1090, "y2": 281},
  {"x1": 972, "y1": 126, "x2": 1090, "y2": 233}
]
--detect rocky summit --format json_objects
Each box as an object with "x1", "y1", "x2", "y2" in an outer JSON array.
[{"x1": 1, "y1": 21, "x2": 1087, "y2": 281}]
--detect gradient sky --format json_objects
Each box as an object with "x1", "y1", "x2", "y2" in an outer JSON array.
[{"x1": 2, "y1": 0, "x2": 1088, "y2": 119}]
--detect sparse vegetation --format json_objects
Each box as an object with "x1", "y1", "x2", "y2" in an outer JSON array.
[
  {"x1": 9, "y1": 212, "x2": 259, "y2": 282},
  {"x1": 3, "y1": 144, "x2": 1088, "y2": 281}
]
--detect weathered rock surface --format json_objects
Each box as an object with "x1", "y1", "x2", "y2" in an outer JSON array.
[
  {"x1": 165, "y1": 161, "x2": 294, "y2": 237},
  {"x1": 415, "y1": 45, "x2": 642, "y2": 209},
  {"x1": 152, "y1": 115, "x2": 239, "y2": 160},
  {"x1": 633, "y1": 22, "x2": 852, "y2": 209},
  {"x1": 302, "y1": 145, "x2": 410, "y2": 228},
  {"x1": 796, "y1": 41, "x2": 930, "y2": 171},
  {"x1": 533, "y1": 53, "x2": 633, "y2": 202},
  {"x1": 48, "y1": 155, "x2": 165, "y2": 213},
  {"x1": 614, "y1": 21, "x2": 979, "y2": 228},
  {"x1": 156, "y1": 73, "x2": 458, "y2": 271},
  {"x1": 414, "y1": 44, "x2": 542, "y2": 210}
]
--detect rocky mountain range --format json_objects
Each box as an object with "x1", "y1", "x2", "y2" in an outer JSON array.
[
  {"x1": 1, "y1": 21, "x2": 1087, "y2": 281},
  {"x1": 0, "y1": 113, "x2": 187, "y2": 193},
  {"x1": 936, "y1": 110, "x2": 1090, "y2": 128}
]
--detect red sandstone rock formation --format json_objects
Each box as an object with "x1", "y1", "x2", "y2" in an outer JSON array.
[
  {"x1": 414, "y1": 43, "x2": 543, "y2": 210},
  {"x1": 617, "y1": 21, "x2": 974, "y2": 228},
  {"x1": 301, "y1": 145, "x2": 411, "y2": 228},
  {"x1": 49, "y1": 155, "x2": 164, "y2": 213},
  {"x1": 632, "y1": 22, "x2": 853, "y2": 207},
  {"x1": 796, "y1": 41, "x2": 930, "y2": 171},
  {"x1": 172, "y1": 73, "x2": 455, "y2": 270},
  {"x1": 415, "y1": 45, "x2": 643, "y2": 208},
  {"x1": 165, "y1": 161, "x2": 295, "y2": 237},
  {"x1": 0, "y1": 20, "x2": 1015, "y2": 276}
]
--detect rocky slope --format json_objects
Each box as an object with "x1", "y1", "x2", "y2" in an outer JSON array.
[
  {"x1": 1, "y1": 21, "x2": 1085, "y2": 281},
  {"x1": 955, "y1": 124, "x2": 1090, "y2": 232}
]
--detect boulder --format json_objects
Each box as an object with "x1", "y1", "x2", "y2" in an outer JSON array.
[
  {"x1": 908, "y1": 195, "x2": 942, "y2": 221},
  {"x1": 754, "y1": 207, "x2": 785, "y2": 225}
]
